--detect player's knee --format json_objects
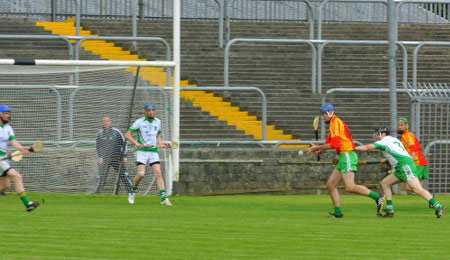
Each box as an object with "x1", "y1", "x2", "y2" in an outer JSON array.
[
  {"x1": 344, "y1": 184, "x2": 357, "y2": 193},
  {"x1": 153, "y1": 171, "x2": 162, "y2": 179},
  {"x1": 381, "y1": 180, "x2": 390, "y2": 189},
  {"x1": 326, "y1": 181, "x2": 336, "y2": 191},
  {"x1": 137, "y1": 171, "x2": 145, "y2": 177}
]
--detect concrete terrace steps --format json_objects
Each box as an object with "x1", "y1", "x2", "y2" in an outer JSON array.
[{"x1": 77, "y1": 19, "x2": 450, "y2": 143}]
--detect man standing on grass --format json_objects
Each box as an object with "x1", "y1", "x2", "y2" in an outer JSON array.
[
  {"x1": 307, "y1": 104, "x2": 383, "y2": 218},
  {"x1": 0, "y1": 105, "x2": 39, "y2": 212},
  {"x1": 95, "y1": 116, "x2": 132, "y2": 194},
  {"x1": 125, "y1": 103, "x2": 172, "y2": 206},
  {"x1": 397, "y1": 118, "x2": 430, "y2": 187},
  {"x1": 355, "y1": 127, "x2": 445, "y2": 219}
]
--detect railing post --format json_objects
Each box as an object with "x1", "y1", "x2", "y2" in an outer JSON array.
[{"x1": 75, "y1": 0, "x2": 81, "y2": 36}]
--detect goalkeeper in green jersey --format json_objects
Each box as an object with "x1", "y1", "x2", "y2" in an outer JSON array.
[
  {"x1": 125, "y1": 103, "x2": 171, "y2": 206},
  {"x1": 0, "y1": 105, "x2": 39, "y2": 212},
  {"x1": 355, "y1": 127, "x2": 445, "y2": 219}
]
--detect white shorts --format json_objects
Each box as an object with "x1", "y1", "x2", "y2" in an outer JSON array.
[
  {"x1": 136, "y1": 151, "x2": 160, "y2": 166},
  {"x1": 0, "y1": 159, "x2": 11, "y2": 176}
]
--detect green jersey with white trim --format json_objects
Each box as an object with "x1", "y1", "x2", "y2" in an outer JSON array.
[
  {"x1": 129, "y1": 116, "x2": 162, "y2": 152},
  {"x1": 373, "y1": 136, "x2": 414, "y2": 170},
  {"x1": 0, "y1": 124, "x2": 15, "y2": 156}
]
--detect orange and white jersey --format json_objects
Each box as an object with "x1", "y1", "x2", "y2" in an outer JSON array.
[
  {"x1": 325, "y1": 116, "x2": 355, "y2": 154},
  {"x1": 401, "y1": 130, "x2": 428, "y2": 166}
]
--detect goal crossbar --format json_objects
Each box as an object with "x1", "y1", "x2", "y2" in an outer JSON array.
[{"x1": 0, "y1": 59, "x2": 176, "y2": 67}]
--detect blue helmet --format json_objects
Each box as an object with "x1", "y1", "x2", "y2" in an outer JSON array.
[
  {"x1": 320, "y1": 104, "x2": 334, "y2": 113},
  {"x1": 0, "y1": 105, "x2": 11, "y2": 113},
  {"x1": 144, "y1": 103, "x2": 156, "y2": 110}
]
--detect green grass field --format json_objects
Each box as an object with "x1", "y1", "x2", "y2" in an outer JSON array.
[{"x1": 1, "y1": 194, "x2": 449, "y2": 260}]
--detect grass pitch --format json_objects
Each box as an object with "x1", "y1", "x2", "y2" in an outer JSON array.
[{"x1": 1, "y1": 194, "x2": 449, "y2": 260}]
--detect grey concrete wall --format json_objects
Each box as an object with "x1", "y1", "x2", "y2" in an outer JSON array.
[
  {"x1": 14, "y1": 147, "x2": 389, "y2": 195},
  {"x1": 179, "y1": 148, "x2": 389, "y2": 195}
]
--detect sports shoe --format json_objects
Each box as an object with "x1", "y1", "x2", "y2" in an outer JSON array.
[
  {"x1": 435, "y1": 206, "x2": 446, "y2": 219},
  {"x1": 375, "y1": 195, "x2": 384, "y2": 214},
  {"x1": 128, "y1": 192, "x2": 136, "y2": 204},
  {"x1": 328, "y1": 212, "x2": 344, "y2": 218},
  {"x1": 377, "y1": 210, "x2": 394, "y2": 218},
  {"x1": 26, "y1": 201, "x2": 40, "y2": 212},
  {"x1": 161, "y1": 198, "x2": 172, "y2": 206}
]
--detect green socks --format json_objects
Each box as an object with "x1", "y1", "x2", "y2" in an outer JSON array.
[
  {"x1": 429, "y1": 198, "x2": 441, "y2": 210},
  {"x1": 130, "y1": 187, "x2": 137, "y2": 193},
  {"x1": 368, "y1": 191, "x2": 380, "y2": 200},
  {"x1": 386, "y1": 200, "x2": 393, "y2": 212},
  {"x1": 18, "y1": 192, "x2": 30, "y2": 207},
  {"x1": 160, "y1": 190, "x2": 168, "y2": 201},
  {"x1": 334, "y1": 207, "x2": 342, "y2": 215}
]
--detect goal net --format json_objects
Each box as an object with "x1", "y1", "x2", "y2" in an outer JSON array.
[{"x1": 0, "y1": 65, "x2": 173, "y2": 196}]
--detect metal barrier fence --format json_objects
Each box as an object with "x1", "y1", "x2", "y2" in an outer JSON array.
[
  {"x1": 1, "y1": 0, "x2": 449, "y2": 48},
  {"x1": 2, "y1": 0, "x2": 449, "y2": 23},
  {"x1": 224, "y1": 38, "x2": 317, "y2": 92}
]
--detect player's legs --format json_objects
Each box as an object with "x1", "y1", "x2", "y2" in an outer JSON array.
[
  {"x1": 6, "y1": 168, "x2": 25, "y2": 193},
  {"x1": 406, "y1": 178, "x2": 433, "y2": 201},
  {"x1": 95, "y1": 161, "x2": 110, "y2": 194},
  {"x1": 406, "y1": 178, "x2": 445, "y2": 218},
  {"x1": 341, "y1": 172, "x2": 371, "y2": 196},
  {"x1": 151, "y1": 162, "x2": 171, "y2": 205},
  {"x1": 132, "y1": 163, "x2": 146, "y2": 189},
  {"x1": 5, "y1": 168, "x2": 39, "y2": 211},
  {"x1": 151, "y1": 163, "x2": 165, "y2": 190},
  {"x1": 326, "y1": 169, "x2": 343, "y2": 216},
  {"x1": 0, "y1": 176, "x2": 10, "y2": 193},
  {"x1": 380, "y1": 174, "x2": 401, "y2": 215},
  {"x1": 381, "y1": 174, "x2": 402, "y2": 201},
  {"x1": 127, "y1": 163, "x2": 145, "y2": 205}
]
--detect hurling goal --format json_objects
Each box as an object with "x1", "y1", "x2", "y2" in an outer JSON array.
[{"x1": 0, "y1": 60, "x2": 179, "y2": 196}]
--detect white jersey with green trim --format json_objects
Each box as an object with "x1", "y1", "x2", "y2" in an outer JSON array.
[
  {"x1": 373, "y1": 135, "x2": 413, "y2": 169},
  {"x1": 129, "y1": 116, "x2": 161, "y2": 151},
  {"x1": 0, "y1": 124, "x2": 15, "y2": 156}
]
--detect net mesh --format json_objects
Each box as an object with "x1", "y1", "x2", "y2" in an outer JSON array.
[{"x1": 0, "y1": 65, "x2": 173, "y2": 195}]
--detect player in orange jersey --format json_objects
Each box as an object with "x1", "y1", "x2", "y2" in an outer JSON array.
[
  {"x1": 397, "y1": 118, "x2": 429, "y2": 184},
  {"x1": 307, "y1": 104, "x2": 383, "y2": 218}
]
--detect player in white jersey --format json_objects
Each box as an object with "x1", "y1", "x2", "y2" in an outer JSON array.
[
  {"x1": 355, "y1": 127, "x2": 445, "y2": 219},
  {"x1": 0, "y1": 105, "x2": 39, "y2": 212},
  {"x1": 125, "y1": 103, "x2": 171, "y2": 205}
]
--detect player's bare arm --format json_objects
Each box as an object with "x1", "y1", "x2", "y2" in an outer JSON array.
[
  {"x1": 156, "y1": 134, "x2": 168, "y2": 149},
  {"x1": 10, "y1": 140, "x2": 30, "y2": 154},
  {"x1": 307, "y1": 143, "x2": 331, "y2": 155},
  {"x1": 125, "y1": 130, "x2": 143, "y2": 148},
  {"x1": 355, "y1": 144, "x2": 375, "y2": 151}
]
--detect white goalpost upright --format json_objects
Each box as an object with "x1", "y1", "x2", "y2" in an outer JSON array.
[{"x1": 0, "y1": 0, "x2": 181, "y2": 196}]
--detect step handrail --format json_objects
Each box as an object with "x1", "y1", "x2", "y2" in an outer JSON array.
[
  {"x1": 73, "y1": 36, "x2": 172, "y2": 86},
  {"x1": 0, "y1": 34, "x2": 73, "y2": 59},
  {"x1": 180, "y1": 86, "x2": 267, "y2": 140}
]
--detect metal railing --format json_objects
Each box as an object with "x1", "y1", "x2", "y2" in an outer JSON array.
[
  {"x1": 224, "y1": 38, "x2": 317, "y2": 92},
  {"x1": 321, "y1": 88, "x2": 409, "y2": 140},
  {"x1": 317, "y1": 39, "x2": 408, "y2": 93},
  {"x1": 73, "y1": 35, "x2": 172, "y2": 86},
  {"x1": 0, "y1": 35, "x2": 73, "y2": 59},
  {"x1": 0, "y1": 85, "x2": 62, "y2": 143},
  {"x1": 181, "y1": 86, "x2": 268, "y2": 140},
  {"x1": 412, "y1": 41, "x2": 450, "y2": 85},
  {"x1": 2, "y1": 0, "x2": 450, "y2": 48}
]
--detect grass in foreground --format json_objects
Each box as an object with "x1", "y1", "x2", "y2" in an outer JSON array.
[{"x1": 0, "y1": 193, "x2": 449, "y2": 260}]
